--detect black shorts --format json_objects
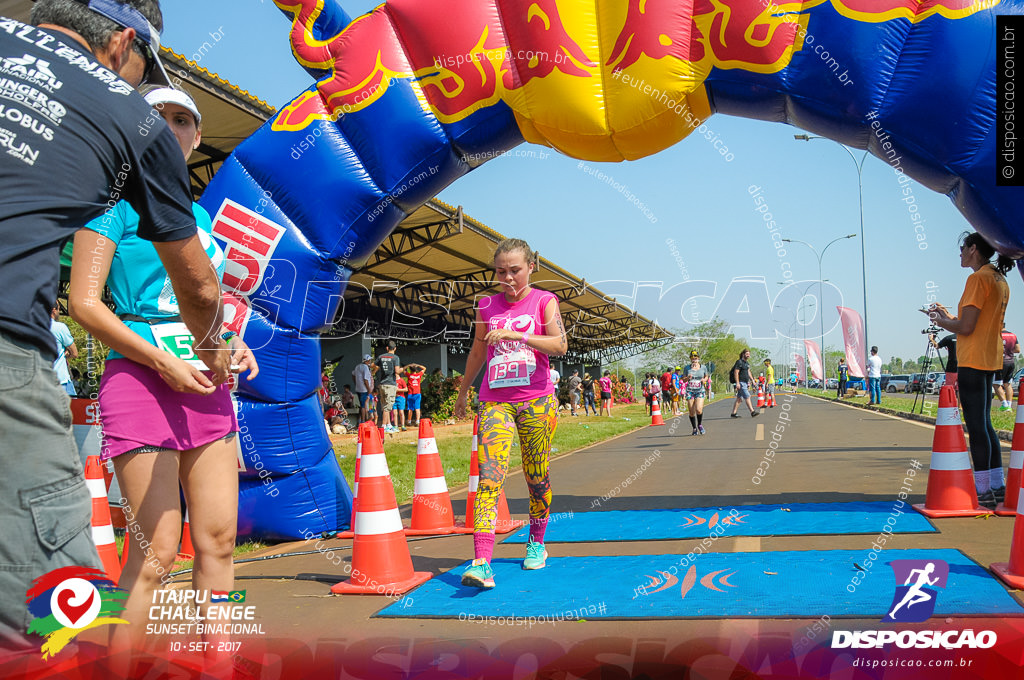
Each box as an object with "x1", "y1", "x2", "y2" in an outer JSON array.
[
  {"x1": 999, "y1": 361, "x2": 1015, "y2": 383},
  {"x1": 601, "y1": 391, "x2": 612, "y2": 400}
]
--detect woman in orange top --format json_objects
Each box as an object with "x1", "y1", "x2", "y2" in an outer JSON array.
[{"x1": 926, "y1": 232, "x2": 1014, "y2": 508}]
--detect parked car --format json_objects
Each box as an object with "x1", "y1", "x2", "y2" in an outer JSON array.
[
  {"x1": 807, "y1": 378, "x2": 822, "y2": 389},
  {"x1": 847, "y1": 376, "x2": 865, "y2": 390},
  {"x1": 906, "y1": 373, "x2": 926, "y2": 393},
  {"x1": 826, "y1": 378, "x2": 838, "y2": 389},
  {"x1": 924, "y1": 372, "x2": 945, "y2": 394},
  {"x1": 885, "y1": 374, "x2": 911, "y2": 393},
  {"x1": 1013, "y1": 366, "x2": 1024, "y2": 390}
]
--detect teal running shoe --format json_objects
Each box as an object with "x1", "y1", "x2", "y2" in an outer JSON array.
[
  {"x1": 461, "y1": 558, "x2": 495, "y2": 588},
  {"x1": 523, "y1": 540, "x2": 548, "y2": 570}
]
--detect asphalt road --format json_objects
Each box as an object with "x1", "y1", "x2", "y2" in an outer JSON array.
[{"x1": 206, "y1": 394, "x2": 1021, "y2": 677}]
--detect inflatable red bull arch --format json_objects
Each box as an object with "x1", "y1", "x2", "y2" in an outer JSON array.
[{"x1": 200, "y1": 0, "x2": 1024, "y2": 539}]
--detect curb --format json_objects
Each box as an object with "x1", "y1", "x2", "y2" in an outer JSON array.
[{"x1": 797, "y1": 392, "x2": 1014, "y2": 442}]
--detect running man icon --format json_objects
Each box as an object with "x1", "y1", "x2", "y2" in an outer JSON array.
[{"x1": 883, "y1": 559, "x2": 949, "y2": 623}]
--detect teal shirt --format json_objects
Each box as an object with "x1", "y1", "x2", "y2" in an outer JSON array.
[{"x1": 83, "y1": 202, "x2": 224, "y2": 360}]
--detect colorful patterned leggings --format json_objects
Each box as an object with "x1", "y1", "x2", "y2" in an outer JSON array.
[{"x1": 474, "y1": 395, "x2": 557, "y2": 533}]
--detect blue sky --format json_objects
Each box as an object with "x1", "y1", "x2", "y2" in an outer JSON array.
[{"x1": 161, "y1": 1, "x2": 1004, "y2": 365}]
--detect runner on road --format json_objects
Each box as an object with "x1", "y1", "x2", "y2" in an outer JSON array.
[{"x1": 454, "y1": 238, "x2": 567, "y2": 589}]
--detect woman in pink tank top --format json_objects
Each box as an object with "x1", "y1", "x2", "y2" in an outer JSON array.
[{"x1": 454, "y1": 238, "x2": 567, "y2": 589}]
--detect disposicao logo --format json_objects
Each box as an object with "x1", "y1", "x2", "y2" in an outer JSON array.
[
  {"x1": 26, "y1": 566, "x2": 127, "y2": 658},
  {"x1": 883, "y1": 559, "x2": 947, "y2": 623}
]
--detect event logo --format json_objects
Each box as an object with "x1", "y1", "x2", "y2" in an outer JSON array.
[
  {"x1": 883, "y1": 559, "x2": 948, "y2": 623},
  {"x1": 26, "y1": 566, "x2": 127, "y2": 658}
]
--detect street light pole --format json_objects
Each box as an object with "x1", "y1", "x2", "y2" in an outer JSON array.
[
  {"x1": 780, "y1": 279, "x2": 832, "y2": 388},
  {"x1": 794, "y1": 134, "x2": 871, "y2": 367},
  {"x1": 783, "y1": 234, "x2": 856, "y2": 391}
]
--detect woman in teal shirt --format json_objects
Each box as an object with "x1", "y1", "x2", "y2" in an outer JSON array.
[{"x1": 68, "y1": 87, "x2": 257, "y2": 653}]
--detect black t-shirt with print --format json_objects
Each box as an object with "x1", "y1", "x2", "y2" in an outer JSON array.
[{"x1": 0, "y1": 19, "x2": 196, "y2": 358}]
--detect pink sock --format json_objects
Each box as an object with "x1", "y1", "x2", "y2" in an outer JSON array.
[
  {"x1": 473, "y1": 532, "x2": 495, "y2": 562},
  {"x1": 530, "y1": 517, "x2": 548, "y2": 544}
]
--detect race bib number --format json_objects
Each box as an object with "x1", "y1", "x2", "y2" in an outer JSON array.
[
  {"x1": 150, "y1": 322, "x2": 208, "y2": 370},
  {"x1": 488, "y1": 352, "x2": 530, "y2": 389}
]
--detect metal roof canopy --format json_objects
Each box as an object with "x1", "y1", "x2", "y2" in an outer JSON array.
[{"x1": 339, "y1": 199, "x2": 673, "y2": 364}]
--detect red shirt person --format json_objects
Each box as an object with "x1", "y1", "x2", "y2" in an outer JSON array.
[{"x1": 404, "y1": 363, "x2": 426, "y2": 426}]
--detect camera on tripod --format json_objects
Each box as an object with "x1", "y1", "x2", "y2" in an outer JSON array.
[{"x1": 922, "y1": 325, "x2": 941, "y2": 335}]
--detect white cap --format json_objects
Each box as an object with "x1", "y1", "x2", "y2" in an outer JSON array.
[
  {"x1": 362, "y1": 354, "x2": 373, "y2": 362},
  {"x1": 144, "y1": 87, "x2": 201, "y2": 125}
]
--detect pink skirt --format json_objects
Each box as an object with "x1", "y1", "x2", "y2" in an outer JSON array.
[{"x1": 98, "y1": 359, "x2": 238, "y2": 460}]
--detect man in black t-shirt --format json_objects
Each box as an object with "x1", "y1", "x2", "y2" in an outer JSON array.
[
  {"x1": 376, "y1": 341, "x2": 401, "y2": 430},
  {"x1": 0, "y1": 0, "x2": 229, "y2": 647},
  {"x1": 730, "y1": 348, "x2": 760, "y2": 418}
]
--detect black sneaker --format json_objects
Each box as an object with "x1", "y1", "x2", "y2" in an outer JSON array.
[
  {"x1": 978, "y1": 489, "x2": 997, "y2": 509},
  {"x1": 692, "y1": 428, "x2": 699, "y2": 436},
  {"x1": 993, "y1": 486, "x2": 1007, "y2": 503},
  {"x1": 730, "y1": 413, "x2": 740, "y2": 418},
  {"x1": 751, "y1": 411, "x2": 760, "y2": 417}
]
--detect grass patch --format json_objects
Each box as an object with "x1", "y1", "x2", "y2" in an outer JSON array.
[
  {"x1": 330, "y1": 404, "x2": 655, "y2": 504},
  {"x1": 797, "y1": 388, "x2": 1015, "y2": 432}
]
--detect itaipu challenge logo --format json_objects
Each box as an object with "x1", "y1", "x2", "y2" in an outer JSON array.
[
  {"x1": 882, "y1": 559, "x2": 948, "y2": 623},
  {"x1": 26, "y1": 566, "x2": 127, "y2": 658}
]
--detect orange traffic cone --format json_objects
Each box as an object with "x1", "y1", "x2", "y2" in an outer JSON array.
[
  {"x1": 406, "y1": 419, "x2": 457, "y2": 535},
  {"x1": 332, "y1": 424, "x2": 431, "y2": 594},
  {"x1": 650, "y1": 395, "x2": 666, "y2": 426},
  {"x1": 453, "y1": 416, "x2": 480, "y2": 534},
  {"x1": 337, "y1": 427, "x2": 363, "y2": 539},
  {"x1": 85, "y1": 456, "x2": 121, "y2": 582},
  {"x1": 119, "y1": 532, "x2": 130, "y2": 571},
  {"x1": 913, "y1": 386, "x2": 990, "y2": 518},
  {"x1": 176, "y1": 509, "x2": 195, "y2": 561},
  {"x1": 996, "y1": 390, "x2": 1024, "y2": 516},
  {"x1": 756, "y1": 384, "x2": 765, "y2": 408},
  {"x1": 991, "y1": 493, "x2": 1024, "y2": 588}
]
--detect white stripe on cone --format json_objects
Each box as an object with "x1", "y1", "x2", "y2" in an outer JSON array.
[
  {"x1": 414, "y1": 476, "x2": 449, "y2": 495},
  {"x1": 468, "y1": 475, "x2": 479, "y2": 493},
  {"x1": 354, "y1": 508, "x2": 405, "y2": 535},
  {"x1": 1017, "y1": 404, "x2": 1024, "y2": 424},
  {"x1": 417, "y1": 438, "x2": 439, "y2": 456},
  {"x1": 358, "y1": 453, "x2": 390, "y2": 479},
  {"x1": 1017, "y1": 490, "x2": 1024, "y2": 515},
  {"x1": 928, "y1": 450, "x2": 973, "y2": 471},
  {"x1": 92, "y1": 523, "x2": 115, "y2": 545},
  {"x1": 85, "y1": 477, "x2": 106, "y2": 498},
  {"x1": 935, "y1": 407, "x2": 961, "y2": 426},
  {"x1": 1011, "y1": 450, "x2": 1024, "y2": 469}
]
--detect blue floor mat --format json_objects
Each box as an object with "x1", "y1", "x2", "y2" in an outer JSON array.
[
  {"x1": 377, "y1": 549, "x2": 1023, "y2": 619},
  {"x1": 502, "y1": 502, "x2": 937, "y2": 543}
]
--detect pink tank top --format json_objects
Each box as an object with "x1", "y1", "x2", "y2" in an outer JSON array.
[{"x1": 477, "y1": 288, "x2": 555, "y2": 403}]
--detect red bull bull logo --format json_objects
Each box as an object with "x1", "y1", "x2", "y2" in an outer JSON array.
[{"x1": 272, "y1": 0, "x2": 997, "y2": 146}]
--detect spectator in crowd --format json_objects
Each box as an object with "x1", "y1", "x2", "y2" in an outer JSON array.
[
  {"x1": 866, "y1": 346, "x2": 882, "y2": 404},
  {"x1": 568, "y1": 369, "x2": 582, "y2": 416},
  {"x1": 599, "y1": 371, "x2": 613, "y2": 416},
  {"x1": 376, "y1": 341, "x2": 401, "y2": 432},
  {"x1": 995, "y1": 328, "x2": 1020, "y2": 411},
  {"x1": 352, "y1": 354, "x2": 374, "y2": 423},
  {"x1": 404, "y1": 363, "x2": 425, "y2": 426},
  {"x1": 837, "y1": 357, "x2": 849, "y2": 397},
  {"x1": 325, "y1": 398, "x2": 344, "y2": 422},
  {"x1": 729, "y1": 349, "x2": 759, "y2": 418},
  {"x1": 341, "y1": 384, "x2": 355, "y2": 410},
  {"x1": 550, "y1": 365, "x2": 561, "y2": 405},
  {"x1": 50, "y1": 302, "x2": 80, "y2": 397},
  {"x1": 927, "y1": 231, "x2": 1013, "y2": 508},
  {"x1": 581, "y1": 372, "x2": 596, "y2": 416},
  {"x1": 394, "y1": 372, "x2": 408, "y2": 431}
]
